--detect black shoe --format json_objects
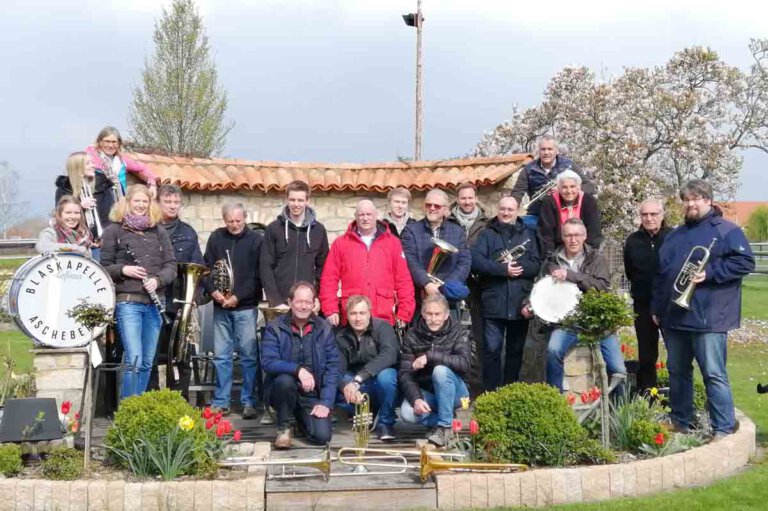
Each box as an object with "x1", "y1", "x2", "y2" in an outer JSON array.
[
  {"x1": 242, "y1": 406, "x2": 258, "y2": 420},
  {"x1": 377, "y1": 423, "x2": 397, "y2": 441}
]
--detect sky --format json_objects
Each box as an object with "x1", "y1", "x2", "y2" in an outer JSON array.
[{"x1": 1, "y1": 0, "x2": 766, "y2": 220}]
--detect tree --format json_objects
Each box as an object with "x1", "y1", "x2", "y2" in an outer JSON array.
[
  {"x1": 129, "y1": 0, "x2": 233, "y2": 157},
  {"x1": 473, "y1": 40, "x2": 768, "y2": 242},
  {"x1": 746, "y1": 206, "x2": 768, "y2": 241},
  {"x1": 0, "y1": 161, "x2": 26, "y2": 239}
]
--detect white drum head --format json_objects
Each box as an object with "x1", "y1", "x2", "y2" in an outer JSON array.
[
  {"x1": 530, "y1": 275, "x2": 582, "y2": 325},
  {"x1": 8, "y1": 253, "x2": 115, "y2": 347}
]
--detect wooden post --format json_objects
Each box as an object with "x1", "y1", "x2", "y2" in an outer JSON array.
[{"x1": 414, "y1": 0, "x2": 423, "y2": 161}]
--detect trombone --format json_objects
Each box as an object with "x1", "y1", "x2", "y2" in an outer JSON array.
[
  {"x1": 81, "y1": 182, "x2": 103, "y2": 238},
  {"x1": 672, "y1": 238, "x2": 717, "y2": 309},
  {"x1": 418, "y1": 446, "x2": 528, "y2": 482},
  {"x1": 219, "y1": 448, "x2": 332, "y2": 482}
]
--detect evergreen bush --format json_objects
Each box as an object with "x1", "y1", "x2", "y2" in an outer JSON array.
[
  {"x1": 0, "y1": 443, "x2": 22, "y2": 477},
  {"x1": 41, "y1": 446, "x2": 83, "y2": 480}
]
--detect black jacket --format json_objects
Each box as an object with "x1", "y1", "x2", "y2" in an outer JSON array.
[
  {"x1": 162, "y1": 219, "x2": 205, "y2": 313},
  {"x1": 537, "y1": 192, "x2": 602, "y2": 257},
  {"x1": 203, "y1": 227, "x2": 263, "y2": 310},
  {"x1": 54, "y1": 173, "x2": 115, "y2": 237},
  {"x1": 335, "y1": 318, "x2": 399, "y2": 389},
  {"x1": 623, "y1": 225, "x2": 672, "y2": 304},
  {"x1": 471, "y1": 218, "x2": 541, "y2": 320},
  {"x1": 260, "y1": 206, "x2": 329, "y2": 306},
  {"x1": 383, "y1": 216, "x2": 417, "y2": 239},
  {"x1": 398, "y1": 317, "x2": 471, "y2": 405}
]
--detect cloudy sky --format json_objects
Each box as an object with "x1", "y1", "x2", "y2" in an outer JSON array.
[{"x1": 1, "y1": 0, "x2": 766, "y2": 219}]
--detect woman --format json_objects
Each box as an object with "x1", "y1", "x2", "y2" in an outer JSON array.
[
  {"x1": 85, "y1": 126, "x2": 159, "y2": 201},
  {"x1": 35, "y1": 196, "x2": 93, "y2": 256},
  {"x1": 100, "y1": 185, "x2": 176, "y2": 399}
]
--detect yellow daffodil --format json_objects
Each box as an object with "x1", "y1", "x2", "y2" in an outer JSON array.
[
  {"x1": 178, "y1": 415, "x2": 195, "y2": 431},
  {"x1": 650, "y1": 387, "x2": 659, "y2": 397},
  {"x1": 460, "y1": 397, "x2": 470, "y2": 410}
]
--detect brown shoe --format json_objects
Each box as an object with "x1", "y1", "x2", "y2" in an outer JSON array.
[{"x1": 274, "y1": 428, "x2": 292, "y2": 450}]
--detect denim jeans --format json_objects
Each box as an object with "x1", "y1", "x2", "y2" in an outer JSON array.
[
  {"x1": 483, "y1": 318, "x2": 529, "y2": 391},
  {"x1": 521, "y1": 215, "x2": 539, "y2": 229},
  {"x1": 116, "y1": 302, "x2": 162, "y2": 399},
  {"x1": 213, "y1": 307, "x2": 260, "y2": 409},
  {"x1": 335, "y1": 368, "x2": 399, "y2": 425},
  {"x1": 546, "y1": 328, "x2": 626, "y2": 392},
  {"x1": 400, "y1": 365, "x2": 469, "y2": 428},
  {"x1": 663, "y1": 329, "x2": 735, "y2": 434}
]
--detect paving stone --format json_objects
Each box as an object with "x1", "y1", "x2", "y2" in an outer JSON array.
[
  {"x1": 608, "y1": 465, "x2": 623, "y2": 498},
  {"x1": 106, "y1": 481, "x2": 124, "y2": 511},
  {"x1": 634, "y1": 458, "x2": 652, "y2": 495},
  {"x1": 141, "y1": 482, "x2": 161, "y2": 511},
  {"x1": 503, "y1": 473, "x2": 521, "y2": 507},
  {"x1": 88, "y1": 481, "x2": 107, "y2": 510},
  {"x1": 175, "y1": 482, "x2": 196, "y2": 511},
  {"x1": 453, "y1": 473, "x2": 472, "y2": 510},
  {"x1": 486, "y1": 473, "x2": 506, "y2": 508},
  {"x1": 519, "y1": 471, "x2": 537, "y2": 507},
  {"x1": 245, "y1": 475, "x2": 265, "y2": 511},
  {"x1": 123, "y1": 483, "x2": 142, "y2": 510},
  {"x1": 550, "y1": 468, "x2": 582, "y2": 505},
  {"x1": 70, "y1": 480, "x2": 89, "y2": 511},
  {"x1": 227, "y1": 479, "x2": 247, "y2": 511},
  {"x1": 535, "y1": 469, "x2": 553, "y2": 507},
  {"x1": 33, "y1": 480, "x2": 52, "y2": 510},
  {"x1": 0, "y1": 479, "x2": 16, "y2": 511},
  {"x1": 469, "y1": 473, "x2": 489, "y2": 508},
  {"x1": 16, "y1": 479, "x2": 34, "y2": 510},
  {"x1": 661, "y1": 454, "x2": 686, "y2": 490},
  {"x1": 50, "y1": 481, "x2": 71, "y2": 511},
  {"x1": 194, "y1": 481, "x2": 212, "y2": 511},
  {"x1": 212, "y1": 481, "x2": 231, "y2": 510},
  {"x1": 620, "y1": 462, "x2": 637, "y2": 497},
  {"x1": 646, "y1": 460, "x2": 663, "y2": 493},
  {"x1": 581, "y1": 465, "x2": 611, "y2": 502}
]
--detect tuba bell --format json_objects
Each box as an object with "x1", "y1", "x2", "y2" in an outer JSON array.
[
  {"x1": 672, "y1": 238, "x2": 716, "y2": 309},
  {"x1": 169, "y1": 262, "x2": 210, "y2": 381},
  {"x1": 426, "y1": 237, "x2": 458, "y2": 285}
]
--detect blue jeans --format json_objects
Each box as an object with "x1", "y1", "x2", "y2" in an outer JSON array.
[
  {"x1": 400, "y1": 366, "x2": 469, "y2": 428},
  {"x1": 213, "y1": 307, "x2": 260, "y2": 409},
  {"x1": 483, "y1": 318, "x2": 528, "y2": 391},
  {"x1": 546, "y1": 328, "x2": 626, "y2": 392},
  {"x1": 336, "y1": 368, "x2": 399, "y2": 425},
  {"x1": 116, "y1": 302, "x2": 162, "y2": 399},
  {"x1": 521, "y1": 215, "x2": 539, "y2": 229},
  {"x1": 663, "y1": 329, "x2": 735, "y2": 434}
]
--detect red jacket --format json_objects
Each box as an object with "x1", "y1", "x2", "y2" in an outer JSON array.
[{"x1": 320, "y1": 221, "x2": 415, "y2": 325}]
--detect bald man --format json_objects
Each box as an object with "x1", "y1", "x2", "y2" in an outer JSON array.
[{"x1": 319, "y1": 199, "x2": 415, "y2": 326}]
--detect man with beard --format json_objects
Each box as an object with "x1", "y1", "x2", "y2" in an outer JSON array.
[{"x1": 652, "y1": 179, "x2": 754, "y2": 438}]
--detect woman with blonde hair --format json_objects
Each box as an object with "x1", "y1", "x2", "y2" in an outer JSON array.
[
  {"x1": 85, "y1": 126, "x2": 159, "y2": 201},
  {"x1": 100, "y1": 184, "x2": 176, "y2": 398},
  {"x1": 35, "y1": 196, "x2": 93, "y2": 256}
]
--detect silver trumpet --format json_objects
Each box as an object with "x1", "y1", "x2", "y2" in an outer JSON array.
[
  {"x1": 81, "y1": 182, "x2": 103, "y2": 238},
  {"x1": 527, "y1": 179, "x2": 557, "y2": 206},
  {"x1": 672, "y1": 238, "x2": 717, "y2": 309},
  {"x1": 496, "y1": 239, "x2": 530, "y2": 264}
]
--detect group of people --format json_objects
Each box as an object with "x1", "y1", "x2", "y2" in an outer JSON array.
[{"x1": 40, "y1": 128, "x2": 754, "y2": 449}]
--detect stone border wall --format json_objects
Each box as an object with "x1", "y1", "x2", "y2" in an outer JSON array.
[{"x1": 435, "y1": 410, "x2": 756, "y2": 509}]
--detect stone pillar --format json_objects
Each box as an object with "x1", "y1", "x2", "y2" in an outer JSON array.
[
  {"x1": 563, "y1": 346, "x2": 595, "y2": 393},
  {"x1": 33, "y1": 347, "x2": 88, "y2": 413}
]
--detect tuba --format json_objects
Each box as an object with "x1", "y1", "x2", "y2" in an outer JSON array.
[
  {"x1": 169, "y1": 262, "x2": 210, "y2": 380},
  {"x1": 212, "y1": 249, "x2": 234, "y2": 296},
  {"x1": 672, "y1": 238, "x2": 716, "y2": 309},
  {"x1": 426, "y1": 237, "x2": 458, "y2": 286},
  {"x1": 81, "y1": 182, "x2": 103, "y2": 238},
  {"x1": 496, "y1": 239, "x2": 530, "y2": 265}
]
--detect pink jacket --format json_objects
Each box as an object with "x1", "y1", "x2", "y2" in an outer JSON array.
[{"x1": 85, "y1": 146, "x2": 159, "y2": 185}]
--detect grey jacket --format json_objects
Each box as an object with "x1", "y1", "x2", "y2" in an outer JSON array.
[
  {"x1": 35, "y1": 227, "x2": 91, "y2": 257},
  {"x1": 540, "y1": 245, "x2": 610, "y2": 292}
]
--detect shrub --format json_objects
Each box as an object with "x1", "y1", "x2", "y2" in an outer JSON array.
[
  {"x1": 41, "y1": 446, "x2": 83, "y2": 480},
  {"x1": 473, "y1": 382, "x2": 613, "y2": 467},
  {"x1": 627, "y1": 419, "x2": 668, "y2": 452},
  {"x1": 610, "y1": 394, "x2": 664, "y2": 452},
  {"x1": 0, "y1": 443, "x2": 22, "y2": 477}
]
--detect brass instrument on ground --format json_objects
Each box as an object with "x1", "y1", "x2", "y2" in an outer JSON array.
[
  {"x1": 418, "y1": 446, "x2": 528, "y2": 483},
  {"x1": 672, "y1": 238, "x2": 717, "y2": 310},
  {"x1": 168, "y1": 262, "x2": 210, "y2": 381},
  {"x1": 212, "y1": 249, "x2": 234, "y2": 296},
  {"x1": 426, "y1": 237, "x2": 458, "y2": 286},
  {"x1": 219, "y1": 448, "x2": 332, "y2": 482},
  {"x1": 496, "y1": 239, "x2": 530, "y2": 265},
  {"x1": 527, "y1": 179, "x2": 557, "y2": 206},
  {"x1": 81, "y1": 182, "x2": 103, "y2": 238}
]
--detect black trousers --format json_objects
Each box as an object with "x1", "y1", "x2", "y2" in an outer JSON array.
[
  {"x1": 633, "y1": 301, "x2": 660, "y2": 392},
  {"x1": 148, "y1": 321, "x2": 193, "y2": 399},
  {"x1": 483, "y1": 318, "x2": 529, "y2": 391},
  {"x1": 269, "y1": 374, "x2": 332, "y2": 445}
]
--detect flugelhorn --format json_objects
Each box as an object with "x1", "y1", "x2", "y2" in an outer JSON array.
[
  {"x1": 418, "y1": 445, "x2": 528, "y2": 482},
  {"x1": 81, "y1": 182, "x2": 103, "y2": 238},
  {"x1": 527, "y1": 179, "x2": 557, "y2": 206},
  {"x1": 426, "y1": 237, "x2": 458, "y2": 286},
  {"x1": 168, "y1": 262, "x2": 210, "y2": 382},
  {"x1": 496, "y1": 239, "x2": 530, "y2": 265},
  {"x1": 672, "y1": 238, "x2": 716, "y2": 310},
  {"x1": 212, "y1": 249, "x2": 234, "y2": 296}
]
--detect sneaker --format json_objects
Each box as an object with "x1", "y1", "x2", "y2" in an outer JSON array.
[
  {"x1": 377, "y1": 423, "x2": 397, "y2": 441},
  {"x1": 210, "y1": 406, "x2": 230, "y2": 416},
  {"x1": 242, "y1": 406, "x2": 258, "y2": 420},
  {"x1": 427, "y1": 426, "x2": 453, "y2": 447},
  {"x1": 274, "y1": 428, "x2": 292, "y2": 450}
]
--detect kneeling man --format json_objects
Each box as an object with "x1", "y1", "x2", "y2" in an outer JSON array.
[{"x1": 399, "y1": 294, "x2": 470, "y2": 447}]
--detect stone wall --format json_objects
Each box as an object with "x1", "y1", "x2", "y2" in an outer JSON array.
[{"x1": 33, "y1": 347, "x2": 88, "y2": 417}]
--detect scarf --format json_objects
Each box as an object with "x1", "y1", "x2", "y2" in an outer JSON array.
[
  {"x1": 54, "y1": 223, "x2": 93, "y2": 248},
  {"x1": 162, "y1": 217, "x2": 181, "y2": 238},
  {"x1": 451, "y1": 205, "x2": 481, "y2": 235},
  {"x1": 123, "y1": 213, "x2": 151, "y2": 232},
  {"x1": 98, "y1": 151, "x2": 126, "y2": 194}
]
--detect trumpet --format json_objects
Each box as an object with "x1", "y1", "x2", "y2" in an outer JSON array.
[
  {"x1": 426, "y1": 237, "x2": 458, "y2": 286},
  {"x1": 672, "y1": 238, "x2": 717, "y2": 309},
  {"x1": 81, "y1": 182, "x2": 103, "y2": 238},
  {"x1": 527, "y1": 179, "x2": 557, "y2": 206},
  {"x1": 496, "y1": 239, "x2": 530, "y2": 265},
  {"x1": 212, "y1": 249, "x2": 234, "y2": 296}
]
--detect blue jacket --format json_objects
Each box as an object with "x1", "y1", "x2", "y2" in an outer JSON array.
[
  {"x1": 261, "y1": 313, "x2": 341, "y2": 409},
  {"x1": 651, "y1": 208, "x2": 755, "y2": 332},
  {"x1": 471, "y1": 218, "x2": 540, "y2": 320},
  {"x1": 400, "y1": 217, "x2": 472, "y2": 291}
]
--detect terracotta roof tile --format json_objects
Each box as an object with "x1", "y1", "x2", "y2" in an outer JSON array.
[{"x1": 125, "y1": 153, "x2": 533, "y2": 193}]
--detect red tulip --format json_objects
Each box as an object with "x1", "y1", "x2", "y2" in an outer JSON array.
[
  {"x1": 581, "y1": 393, "x2": 589, "y2": 404},
  {"x1": 74, "y1": 412, "x2": 81, "y2": 420},
  {"x1": 216, "y1": 423, "x2": 226, "y2": 438},
  {"x1": 214, "y1": 412, "x2": 223, "y2": 424},
  {"x1": 61, "y1": 401, "x2": 72, "y2": 415},
  {"x1": 620, "y1": 344, "x2": 626, "y2": 353},
  {"x1": 202, "y1": 407, "x2": 213, "y2": 419},
  {"x1": 451, "y1": 419, "x2": 462, "y2": 433},
  {"x1": 566, "y1": 393, "x2": 576, "y2": 406},
  {"x1": 654, "y1": 432, "x2": 665, "y2": 446},
  {"x1": 223, "y1": 420, "x2": 233, "y2": 434},
  {"x1": 469, "y1": 419, "x2": 479, "y2": 435},
  {"x1": 205, "y1": 419, "x2": 215, "y2": 430},
  {"x1": 233, "y1": 430, "x2": 242, "y2": 441}
]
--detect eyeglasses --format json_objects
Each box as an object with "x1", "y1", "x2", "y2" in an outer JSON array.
[
  {"x1": 101, "y1": 140, "x2": 120, "y2": 146},
  {"x1": 563, "y1": 233, "x2": 586, "y2": 239},
  {"x1": 424, "y1": 203, "x2": 446, "y2": 210}
]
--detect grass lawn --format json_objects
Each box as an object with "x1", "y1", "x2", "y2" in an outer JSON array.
[
  {"x1": 742, "y1": 274, "x2": 768, "y2": 320},
  {"x1": 0, "y1": 328, "x2": 35, "y2": 376}
]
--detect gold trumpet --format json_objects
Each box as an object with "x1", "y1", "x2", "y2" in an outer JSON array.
[
  {"x1": 419, "y1": 446, "x2": 528, "y2": 483},
  {"x1": 496, "y1": 239, "x2": 530, "y2": 265},
  {"x1": 81, "y1": 182, "x2": 103, "y2": 238},
  {"x1": 426, "y1": 237, "x2": 458, "y2": 285},
  {"x1": 219, "y1": 448, "x2": 332, "y2": 482},
  {"x1": 672, "y1": 238, "x2": 717, "y2": 310}
]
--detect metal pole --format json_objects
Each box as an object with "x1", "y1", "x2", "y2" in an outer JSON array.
[{"x1": 415, "y1": 0, "x2": 423, "y2": 161}]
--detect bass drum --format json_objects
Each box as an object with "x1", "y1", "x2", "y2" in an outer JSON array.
[
  {"x1": 529, "y1": 275, "x2": 582, "y2": 325},
  {"x1": 8, "y1": 252, "x2": 115, "y2": 348}
]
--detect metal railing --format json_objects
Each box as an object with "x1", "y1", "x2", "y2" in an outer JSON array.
[{"x1": 750, "y1": 242, "x2": 768, "y2": 275}]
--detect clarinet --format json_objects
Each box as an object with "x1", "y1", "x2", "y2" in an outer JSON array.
[{"x1": 125, "y1": 246, "x2": 170, "y2": 324}]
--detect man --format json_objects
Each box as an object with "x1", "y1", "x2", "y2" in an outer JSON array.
[
  {"x1": 261, "y1": 180, "x2": 329, "y2": 308},
  {"x1": 529, "y1": 218, "x2": 626, "y2": 392},
  {"x1": 319, "y1": 199, "x2": 415, "y2": 326},
  {"x1": 400, "y1": 189, "x2": 472, "y2": 317},
  {"x1": 471, "y1": 196, "x2": 540, "y2": 391},
  {"x1": 511, "y1": 135, "x2": 593, "y2": 228},
  {"x1": 383, "y1": 187, "x2": 417, "y2": 238},
  {"x1": 335, "y1": 295, "x2": 400, "y2": 440},
  {"x1": 537, "y1": 170, "x2": 602, "y2": 257},
  {"x1": 623, "y1": 198, "x2": 672, "y2": 393},
  {"x1": 203, "y1": 203, "x2": 263, "y2": 418},
  {"x1": 652, "y1": 179, "x2": 754, "y2": 438},
  {"x1": 261, "y1": 282, "x2": 340, "y2": 449},
  {"x1": 148, "y1": 184, "x2": 205, "y2": 395},
  {"x1": 399, "y1": 294, "x2": 470, "y2": 447}
]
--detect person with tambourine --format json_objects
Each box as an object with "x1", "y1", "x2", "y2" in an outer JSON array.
[
  {"x1": 100, "y1": 184, "x2": 177, "y2": 399},
  {"x1": 36, "y1": 195, "x2": 93, "y2": 257}
]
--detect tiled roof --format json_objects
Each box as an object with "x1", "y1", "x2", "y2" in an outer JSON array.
[
  {"x1": 721, "y1": 201, "x2": 768, "y2": 226},
  {"x1": 124, "y1": 153, "x2": 533, "y2": 193}
]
